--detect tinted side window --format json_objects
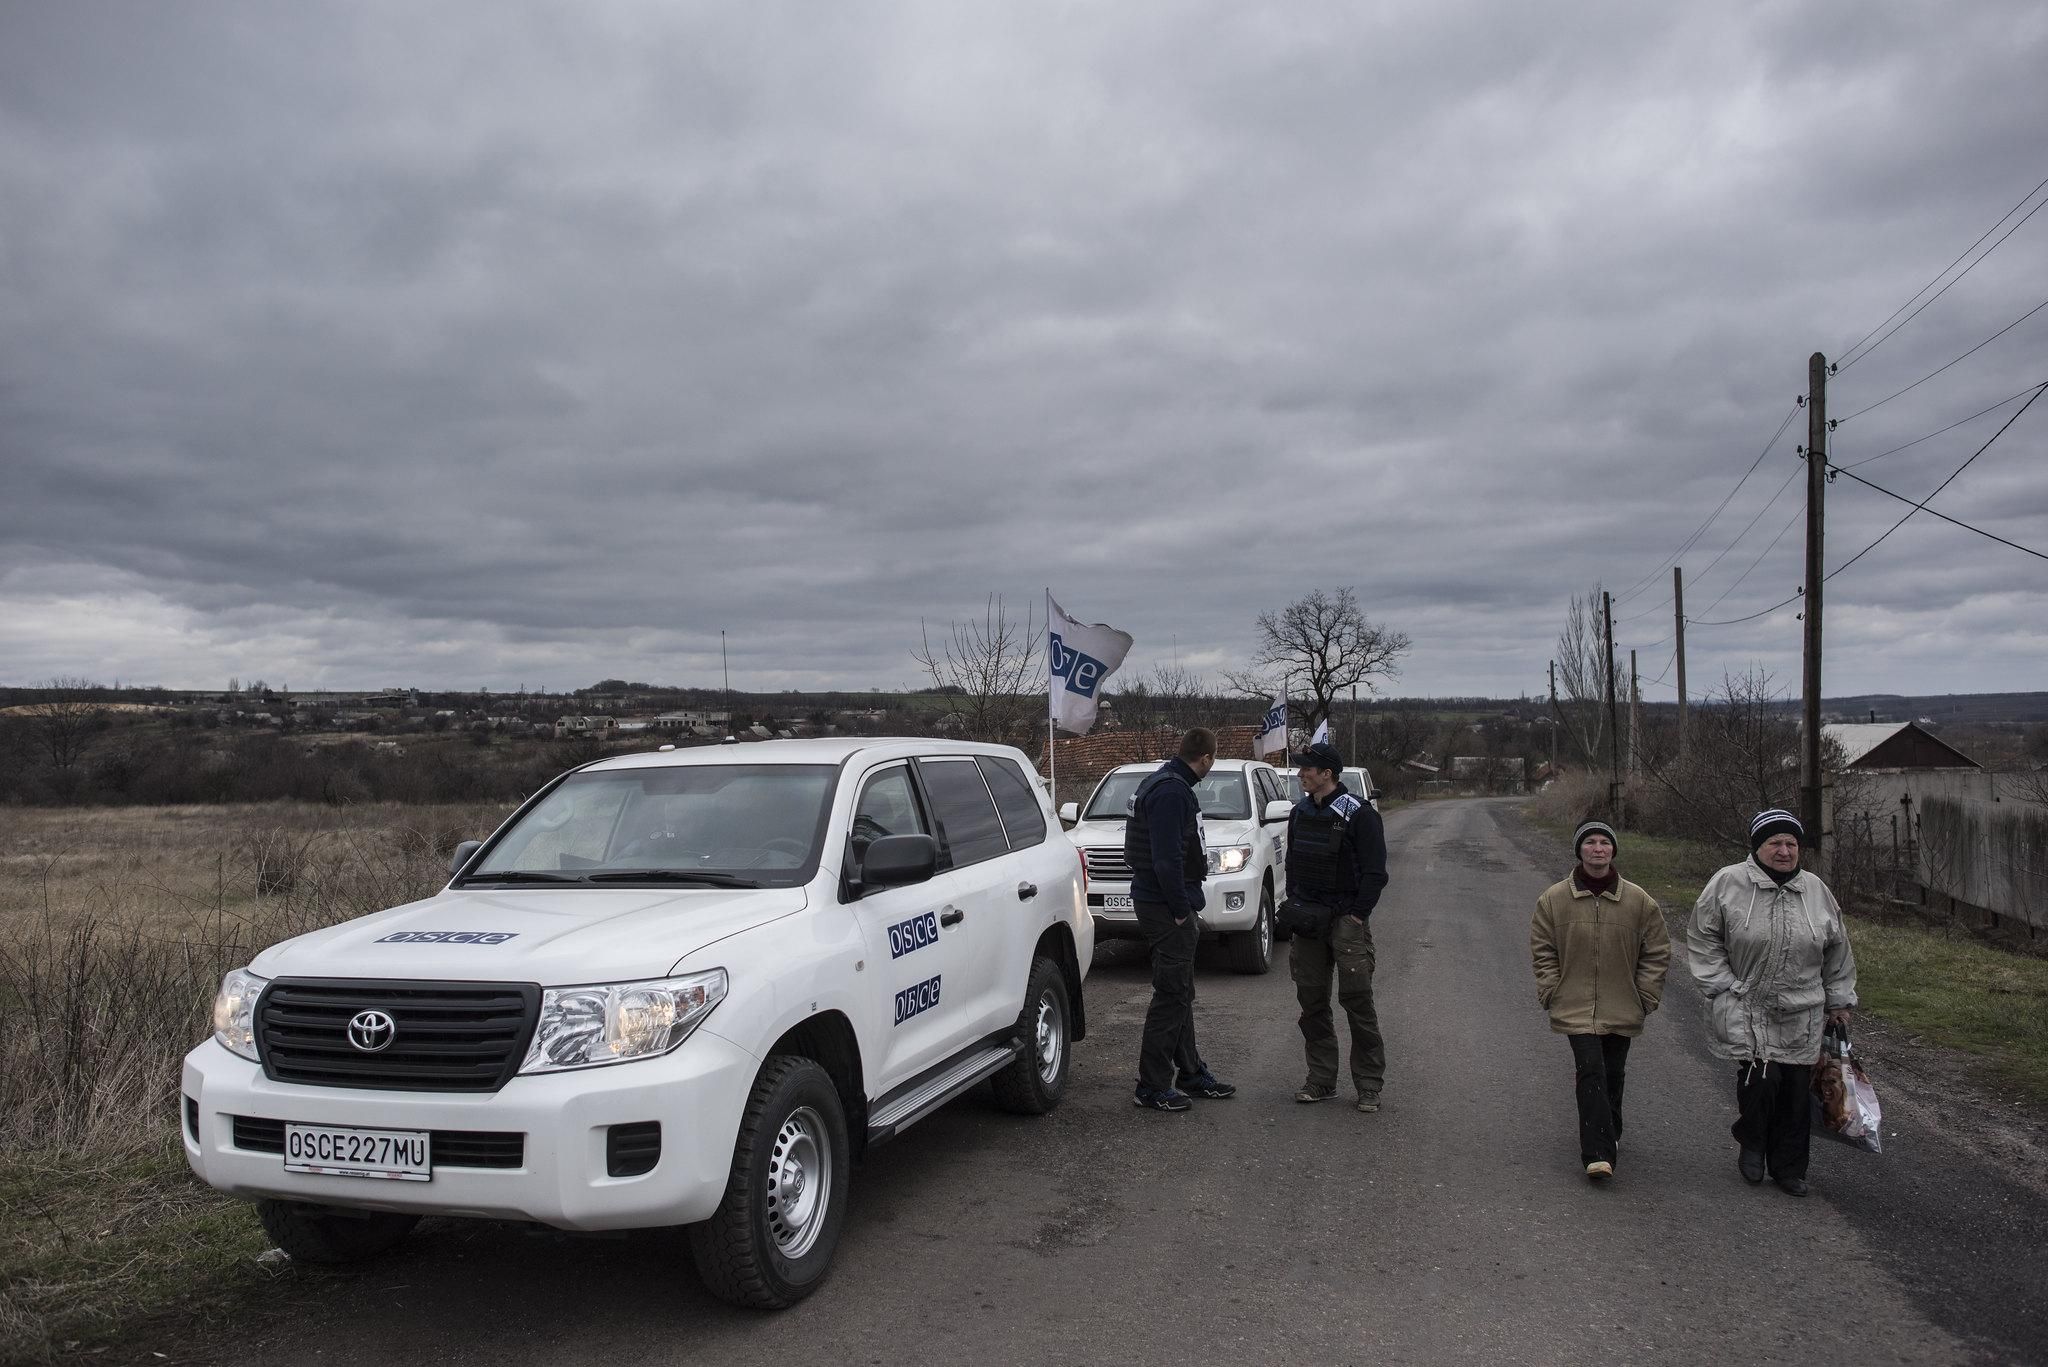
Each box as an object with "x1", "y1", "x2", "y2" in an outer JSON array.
[
  {"x1": 1254, "y1": 769, "x2": 1278, "y2": 805},
  {"x1": 977, "y1": 756, "x2": 1047, "y2": 849},
  {"x1": 852, "y1": 766, "x2": 927, "y2": 861},
  {"x1": 917, "y1": 758, "x2": 1009, "y2": 868}
]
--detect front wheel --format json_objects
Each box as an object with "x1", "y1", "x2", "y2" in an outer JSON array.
[
  {"x1": 1227, "y1": 886, "x2": 1276, "y2": 974},
  {"x1": 991, "y1": 955, "x2": 1071, "y2": 1114},
  {"x1": 255, "y1": 1201, "x2": 419, "y2": 1264},
  {"x1": 689, "y1": 1056, "x2": 850, "y2": 1309}
]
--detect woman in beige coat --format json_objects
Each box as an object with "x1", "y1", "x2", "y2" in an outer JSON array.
[
  {"x1": 1531, "y1": 821, "x2": 1671, "y2": 1181},
  {"x1": 1687, "y1": 810, "x2": 1857, "y2": 1198}
]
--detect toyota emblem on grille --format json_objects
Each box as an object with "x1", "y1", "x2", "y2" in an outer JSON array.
[{"x1": 347, "y1": 1009, "x2": 397, "y2": 1052}]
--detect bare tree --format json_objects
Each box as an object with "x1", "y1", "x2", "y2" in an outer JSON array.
[
  {"x1": 1552, "y1": 588, "x2": 1609, "y2": 764},
  {"x1": 1225, "y1": 588, "x2": 1409, "y2": 733},
  {"x1": 912, "y1": 595, "x2": 1044, "y2": 747},
  {"x1": 23, "y1": 677, "x2": 107, "y2": 771}
]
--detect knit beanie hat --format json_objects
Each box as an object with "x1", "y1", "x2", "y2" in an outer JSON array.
[
  {"x1": 1749, "y1": 809, "x2": 1803, "y2": 851},
  {"x1": 1573, "y1": 820, "x2": 1618, "y2": 860}
]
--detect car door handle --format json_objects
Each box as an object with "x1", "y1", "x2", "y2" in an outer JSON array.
[
  {"x1": 1016, "y1": 881, "x2": 1037, "y2": 901},
  {"x1": 939, "y1": 906, "x2": 965, "y2": 927}
]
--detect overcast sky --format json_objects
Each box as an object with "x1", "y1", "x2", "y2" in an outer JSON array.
[{"x1": 4, "y1": 1, "x2": 2045, "y2": 703}]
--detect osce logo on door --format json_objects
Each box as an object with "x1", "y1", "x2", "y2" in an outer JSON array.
[
  {"x1": 893, "y1": 974, "x2": 942, "y2": 1026},
  {"x1": 1049, "y1": 632, "x2": 1107, "y2": 699},
  {"x1": 887, "y1": 911, "x2": 940, "y2": 960}
]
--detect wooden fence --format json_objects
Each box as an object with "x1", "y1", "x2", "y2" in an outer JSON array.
[{"x1": 1917, "y1": 797, "x2": 2048, "y2": 933}]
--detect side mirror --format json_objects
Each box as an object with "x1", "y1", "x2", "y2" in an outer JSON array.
[
  {"x1": 449, "y1": 839, "x2": 483, "y2": 875},
  {"x1": 1058, "y1": 802, "x2": 1079, "y2": 824},
  {"x1": 1369, "y1": 790, "x2": 1385, "y2": 803},
  {"x1": 1263, "y1": 800, "x2": 1293, "y2": 824},
  {"x1": 861, "y1": 834, "x2": 938, "y2": 889}
]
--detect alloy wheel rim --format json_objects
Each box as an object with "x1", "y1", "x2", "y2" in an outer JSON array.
[
  {"x1": 1259, "y1": 896, "x2": 1273, "y2": 960},
  {"x1": 766, "y1": 1106, "x2": 831, "y2": 1258}
]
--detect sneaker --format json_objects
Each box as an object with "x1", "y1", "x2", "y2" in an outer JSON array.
[
  {"x1": 1585, "y1": 1161, "x2": 1613, "y2": 1180},
  {"x1": 1739, "y1": 1147, "x2": 1766, "y2": 1184},
  {"x1": 1294, "y1": 1083, "x2": 1338, "y2": 1103},
  {"x1": 1355, "y1": 1094, "x2": 1381, "y2": 1113},
  {"x1": 1133, "y1": 1087, "x2": 1192, "y2": 1113},
  {"x1": 1177, "y1": 1071, "x2": 1237, "y2": 1100}
]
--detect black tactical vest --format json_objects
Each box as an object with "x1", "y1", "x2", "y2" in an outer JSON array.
[
  {"x1": 1124, "y1": 766, "x2": 1205, "y2": 888},
  {"x1": 1287, "y1": 795, "x2": 1358, "y2": 903}
]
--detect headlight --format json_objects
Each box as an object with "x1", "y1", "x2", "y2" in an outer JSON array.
[
  {"x1": 519, "y1": 969, "x2": 728, "y2": 1073},
  {"x1": 1206, "y1": 845, "x2": 1253, "y2": 875},
  {"x1": 211, "y1": 967, "x2": 268, "y2": 1061}
]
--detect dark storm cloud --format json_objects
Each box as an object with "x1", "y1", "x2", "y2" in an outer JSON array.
[{"x1": 2, "y1": 0, "x2": 2045, "y2": 698}]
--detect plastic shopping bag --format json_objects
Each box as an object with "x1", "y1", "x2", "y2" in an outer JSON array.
[{"x1": 1811, "y1": 1022, "x2": 1882, "y2": 1154}]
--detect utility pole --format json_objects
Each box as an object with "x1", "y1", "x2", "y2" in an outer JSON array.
[
  {"x1": 1548, "y1": 660, "x2": 1558, "y2": 771},
  {"x1": 1801, "y1": 353, "x2": 1827, "y2": 862},
  {"x1": 1629, "y1": 649, "x2": 1640, "y2": 783},
  {"x1": 1603, "y1": 590, "x2": 1619, "y2": 817},
  {"x1": 721, "y1": 630, "x2": 730, "y2": 700},
  {"x1": 1350, "y1": 683, "x2": 1358, "y2": 764},
  {"x1": 1673, "y1": 566, "x2": 1688, "y2": 761}
]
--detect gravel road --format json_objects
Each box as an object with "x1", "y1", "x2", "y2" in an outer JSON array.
[{"x1": 214, "y1": 797, "x2": 2046, "y2": 1366}]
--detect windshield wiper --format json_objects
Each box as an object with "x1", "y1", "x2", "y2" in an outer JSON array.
[
  {"x1": 458, "y1": 870, "x2": 589, "y2": 884},
  {"x1": 585, "y1": 870, "x2": 764, "y2": 888}
]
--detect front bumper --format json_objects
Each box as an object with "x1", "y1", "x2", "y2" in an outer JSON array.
[
  {"x1": 181, "y1": 1027, "x2": 760, "y2": 1231},
  {"x1": 1087, "y1": 870, "x2": 1265, "y2": 936}
]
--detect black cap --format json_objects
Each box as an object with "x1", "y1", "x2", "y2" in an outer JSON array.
[{"x1": 1290, "y1": 741, "x2": 1345, "y2": 773}]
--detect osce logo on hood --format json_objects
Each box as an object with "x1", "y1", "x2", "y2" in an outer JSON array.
[{"x1": 375, "y1": 930, "x2": 518, "y2": 945}]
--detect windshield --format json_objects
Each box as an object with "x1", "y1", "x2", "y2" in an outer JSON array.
[
  {"x1": 464, "y1": 764, "x2": 837, "y2": 888},
  {"x1": 1286, "y1": 770, "x2": 1367, "y2": 801},
  {"x1": 1082, "y1": 769, "x2": 1252, "y2": 822}
]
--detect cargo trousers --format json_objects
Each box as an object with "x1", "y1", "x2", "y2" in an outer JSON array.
[{"x1": 1291, "y1": 912, "x2": 1385, "y2": 1097}]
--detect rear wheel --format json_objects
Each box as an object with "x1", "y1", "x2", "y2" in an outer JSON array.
[
  {"x1": 991, "y1": 955, "x2": 1071, "y2": 1114},
  {"x1": 1228, "y1": 886, "x2": 1276, "y2": 974},
  {"x1": 689, "y1": 1056, "x2": 850, "y2": 1309},
  {"x1": 256, "y1": 1201, "x2": 419, "y2": 1264}
]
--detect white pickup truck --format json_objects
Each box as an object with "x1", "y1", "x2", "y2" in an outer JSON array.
[
  {"x1": 183, "y1": 739, "x2": 1090, "y2": 1308},
  {"x1": 1057, "y1": 758, "x2": 1289, "y2": 974}
]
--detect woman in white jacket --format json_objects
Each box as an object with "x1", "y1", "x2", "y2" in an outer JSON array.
[{"x1": 1687, "y1": 810, "x2": 1857, "y2": 1197}]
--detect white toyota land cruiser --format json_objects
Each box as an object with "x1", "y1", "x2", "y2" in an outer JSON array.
[
  {"x1": 1057, "y1": 758, "x2": 1289, "y2": 974},
  {"x1": 182, "y1": 739, "x2": 1090, "y2": 1309}
]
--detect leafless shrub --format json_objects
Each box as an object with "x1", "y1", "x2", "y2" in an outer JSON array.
[{"x1": 911, "y1": 594, "x2": 1045, "y2": 747}]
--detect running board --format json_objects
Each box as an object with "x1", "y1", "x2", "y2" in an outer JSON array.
[{"x1": 866, "y1": 1041, "x2": 1020, "y2": 1144}]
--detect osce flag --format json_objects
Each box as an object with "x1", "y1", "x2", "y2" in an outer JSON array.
[
  {"x1": 1047, "y1": 596, "x2": 1133, "y2": 736},
  {"x1": 1256, "y1": 695, "x2": 1287, "y2": 756},
  {"x1": 1311, "y1": 719, "x2": 1331, "y2": 747}
]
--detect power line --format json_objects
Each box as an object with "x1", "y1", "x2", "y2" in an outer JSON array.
[
  {"x1": 1610, "y1": 403, "x2": 1802, "y2": 606},
  {"x1": 1835, "y1": 171, "x2": 2048, "y2": 372},
  {"x1": 1826, "y1": 380, "x2": 2047, "y2": 580},
  {"x1": 1827, "y1": 462, "x2": 2048, "y2": 563},
  {"x1": 1687, "y1": 497, "x2": 1807, "y2": 624},
  {"x1": 1686, "y1": 465, "x2": 1802, "y2": 591},
  {"x1": 1689, "y1": 587, "x2": 1801, "y2": 628},
  {"x1": 1835, "y1": 292, "x2": 2048, "y2": 424},
  {"x1": 1839, "y1": 379, "x2": 2046, "y2": 468}
]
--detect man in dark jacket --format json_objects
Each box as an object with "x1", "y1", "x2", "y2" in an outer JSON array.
[
  {"x1": 1126, "y1": 727, "x2": 1236, "y2": 1112},
  {"x1": 1286, "y1": 740, "x2": 1390, "y2": 1111}
]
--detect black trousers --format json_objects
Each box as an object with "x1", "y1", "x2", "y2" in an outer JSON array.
[
  {"x1": 1133, "y1": 900, "x2": 1205, "y2": 1093},
  {"x1": 1733, "y1": 1061, "x2": 1814, "y2": 1180},
  {"x1": 1567, "y1": 1034, "x2": 1631, "y2": 1165}
]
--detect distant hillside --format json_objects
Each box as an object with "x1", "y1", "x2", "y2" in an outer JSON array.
[{"x1": 1820, "y1": 693, "x2": 2048, "y2": 725}]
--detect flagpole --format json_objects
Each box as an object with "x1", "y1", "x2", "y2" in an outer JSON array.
[{"x1": 1046, "y1": 587, "x2": 1057, "y2": 806}]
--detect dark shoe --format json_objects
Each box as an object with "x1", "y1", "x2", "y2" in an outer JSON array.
[
  {"x1": 1739, "y1": 1148, "x2": 1766, "y2": 1184},
  {"x1": 1355, "y1": 1093, "x2": 1381, "y2": 1113},
  {"x1": 1133, "y1": 1087, "x2": 1191, "y2": 1113},
  {"x1": 1775, "y1": 1176, "x2": 1810, "y2": 1198},
  {"x1": 1294, "y1": 1083, "x2": 1338, "y2": 1103},
  {"x1": 1177, "y1": 1071, "x2": 1236, "y2": 1099}
]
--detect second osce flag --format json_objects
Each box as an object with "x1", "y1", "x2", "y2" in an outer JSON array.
[
  {"x1": 1048, "y1": 596, "x2": 1134, "y2": 736},
  {"x1": 1256, "y1": 695, "x2": 1287, "y2": 755}
]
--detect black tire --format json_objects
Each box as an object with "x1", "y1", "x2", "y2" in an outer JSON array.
[
  {"x1": 689, "y1": 1056, "x2": 850, "y2": 1309},
  {"x1": 1228, "y1": 887, "x2": 1276, "y2": 974},
  {"x1": 255, "y1": 1200, "x2": 419, "y2": 1264},
  {"x1": 991, "y1": 955, "x2": 1071, "y2": 1115}
]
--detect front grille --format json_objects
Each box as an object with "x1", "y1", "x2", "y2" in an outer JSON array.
[
  {"x1": 257, "y1": 979, "x2": 539, "y2": 1093},
  {"x1": 606, "y1": 1121, "x2": 662, "y2": 1177},
  {"x1": 1081, "y1": 847, "x2": 1131, "y2": 882},
  {"x1": 232, "y1": 1115, "x2": 525, "y2": 1169}
]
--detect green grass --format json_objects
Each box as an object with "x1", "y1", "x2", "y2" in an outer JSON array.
[
  {"x1": 0, "y1": 1146, "x2": 276, "y2": 1363},
  {"x1": 1529, "y1": 812, "x2": 2048, "y2": 1105}
]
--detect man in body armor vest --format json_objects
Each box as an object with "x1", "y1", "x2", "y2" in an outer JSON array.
[
  {"x1": 1286, "y1": 740, "x2": 1391, "y2": 1110},
  {"x1": 1126, "y1": 727, "x2": 1237, "y2": 1112}
]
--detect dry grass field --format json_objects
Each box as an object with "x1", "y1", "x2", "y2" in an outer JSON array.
[{"x1": 0, "y1": 799, "x2": 516, "y2": 1362}]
